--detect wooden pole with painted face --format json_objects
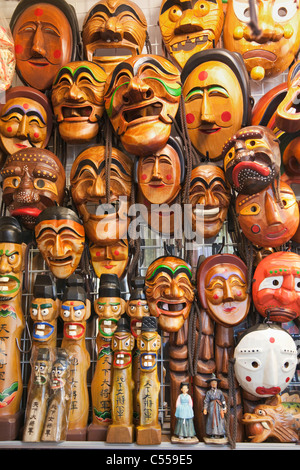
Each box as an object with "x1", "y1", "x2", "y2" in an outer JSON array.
[
  {"x1": 106, "y1": 316, "x2": 135, "y2": 443},
  {"x1": 0, "y1": 216, "x2": 25, "y2": 440},
  {"x1": 88, "y1": 273, "x2": 126, "y2": 441},
  {"x1": 60, "y1": 275, "x2": 91, "y2": 440}
]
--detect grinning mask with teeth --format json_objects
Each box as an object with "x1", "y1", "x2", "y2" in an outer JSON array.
[
  {"x1": 82, "y1": 0, "x2": 147, "y2": 76},
  {"x1": 112, "y1": 317, "x2": 134, "y2": 369},
  {"x1": 34, "y1": 206, "x2": 85, "y2": 279},
  {"x1": 126, "y1": 276, "x2": 150, "y2": 338},
  {"x1": 104, "y1": 54, "x2": 182, "y2": 156},
  {"x1": 51, "y1": 61, "x2": 107, "y2": 144},
  {"x1": 159, "y1": 0, "x2": 224, "y2": 70},
  {"x1": 187, "y1": 163, "x2": 230, "y2": 239},
  {"x1": 145, "y1": 256, "x2": 195, "y2": 333},
  {"x1": 223, "y1": 125, "x2": 281, "y2": 195},
  {"x1": 70, "y1": 145, "x2": 133, "y2": 245},
  {"x1": 1, "y1": 148, "x2": 66, "y2": 231},
  {"x1": 137, "y1": 317, "x2": 161, "y2": 372},
  {"x1": 197, "y1": 253, "x2": 250, "y2": 327},
  {"x1": 223, "y1": 0, "x2": 300, "y2": 81}
]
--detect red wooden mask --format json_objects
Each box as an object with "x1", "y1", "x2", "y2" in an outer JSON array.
[
  {"x1": 252, "y1": 251, "x2": 300, "y2": 323},
  {"x1": 70, "y1": 145, "x2": 133, "y2": 245},
  {"x1": 1, "y1": 148, "x2": 66, "y2": 231},
  {"x1": 235, "y1": 180, "x2": 299, "y2": 247},
  {"x1": 145, "y1": 256, "x2": 195, "y2": 333},
  {"x1": 51, "y1": 61, "x2": 107, "y2": 144},
  {"x1": 275, "y1": 61, "x2": 300, "y2": 133},
  {"x1": 197, "y1": 254, "x2": 250, "y2": 327},
  {"x1": 104, "y1": 54, "x2": 182, "y2": 156},
  {"x1": 10, "y1": 0, "x2": 80, "y2": 91},
  {"x1": 159, "y1": 0, "x2": 224, "y2": 69},
  {"x1": 82, "y1": 0, "x2": 148, "y2": 76},
  {"x1": 223, "y1": 0, "x2": 300, "y2": 81},
  {"x1": 223, "y1": 125, "x2": 281, "y2": 195},
  {"x1": 0, "y1": 86, "x2": 53, "y2": 160}
]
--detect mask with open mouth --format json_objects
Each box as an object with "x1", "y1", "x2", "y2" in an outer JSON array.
[
  {"x1": 70, "y1": 145, "x2": 133, "y2": 245},
  {"x1": 159, "y1": 0, "x2": 224, "y2": 70},
  {"x1": 145, "y1": 256, "x2": 194, "y2": 333},
  {"x1": 137, "y1": 317, "x2": 161, "y2": 371},
  {"x1": 10, "y1": 0, "x2": 81, "y2": 91},
  {"x1": 104, "y1": 54, "x2": 181, "y2": 156},
  {"x1": 223, "y1": 0, "x2": 300, "y2": 81},
  {"x1": 51, "y1": 61, "x2": 107, "y2": 144},
  {"x1": 275, "y1": 61, "x2": 300, "y2": 133},
  {"x1": 82, "y1": 0, "x2": 147, "y2": 76},
  {"x1": 112, "y1": 316, "x2": 134, "y2": 368},
  {"x1": 1, "y1": 148, "x2": 66, "y2": 231},
  {"x1": 34, "y1": 206, "x2": 85, "y2": 279},
  {"x1": 223, "y1": 125, "x2": 281, "y2": 195},
  {"x1": 126, "y1": 276, "x2": 150, "y2": 338},
  {"x1": 197, "y1": 253, "x2": 250, "y2": 327},
  {"x1": 252, "y1": 250, "x2": 300, "y2": 323}
]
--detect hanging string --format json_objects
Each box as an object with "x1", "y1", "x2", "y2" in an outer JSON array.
[
  {"x1": 248, "y1": 0, "x2": 261, "y2": 37},
  {"x1": 105, "y1": 120, "x2": 113, "y2": 204},
  {"x1": 226, "y1": 358, "x2": 238, "y2": 449},
  {"x1": 187, "y1": 298, "x2": 202, "y2": 377}
]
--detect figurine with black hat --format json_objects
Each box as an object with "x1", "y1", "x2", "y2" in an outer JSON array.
[{"x1": 203, "y1": 373, "x2": 228, "y2": 445}]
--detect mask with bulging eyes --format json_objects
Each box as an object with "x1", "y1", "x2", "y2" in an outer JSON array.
[
  {"x1": 51, "y1": 61, "x2": 107, "y2": 144},
  {"x1": 82, "y1": 0, "x2": 148, "y2": 76},
  {"x1": 70, "y1": 145, "x2": 133, "y2": 245},
  {"x1": 223, "y1": 0, "x2": 300, "y2": 81},
  {"x1": 104, "y1": 54, "x2": 182, "y2": 156},
  {"x1": 159, "y1": 0, "x2": 224, "y2": 70},
  {"x1": 234, "y1": 323, "x2": 297, "y2": 398}
]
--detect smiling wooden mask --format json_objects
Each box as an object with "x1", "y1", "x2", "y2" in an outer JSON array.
[
  {"x1": 104, "y1": 54, "x2": 182, "y2": 156},
  {"x1": 0, "y1": 87, "x2": 53, "y2": 163},
  {"x1": 275, "y1": 62, "x2": 300, "y2": 133},
  {"x1": 197, "y1": 254, "x2": 250, "y2": 327},
  {"x1": 223, "y1": 125, "x2": 281, "y2": 195},
  {"x1": 89, "y1": 239, "x2": 129, "y2": 279},
  {"x1": 223, "y1": 0, "x2": 300, "y2": 81},
  {"x1": 145, "y1": 256, "x2": 194, "y2": 333},
  {"x1": 82, "y1": 0, "x2": 147, "y2": 76},
  {"x1": 51, "y1": 61, "x2": 107, "y2": 144},
  {"x1": 1, "y1": 148, "x2": 66, "y2": 231},
  {"x1": 10, "y1": 0, "x2": 80, "y2": 91},
  {"x1": 159, "y1": 0, "x2": 224, "y2": 70},
  {"x1": 70, "y1": 145, "x2": 133, "y2": 245},
  {"x1": 181, "y1": 49, "x2": 251, "y2": 163}
]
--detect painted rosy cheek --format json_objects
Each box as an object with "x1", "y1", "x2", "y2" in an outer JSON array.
[
  {"x1": 166, "y1": 174, "x2": 172, "y2": 180},
  {"x1": 114, "y1": 250, "x2": 119, "y2": 256},
  {"x1": 53, "y1": 50, "x2": 62, "y2": 59},
  {"x1": 7, "y1": 126, "x2": 12, "y2": 133},
  {"x1": 236, "y1": 290, "x2": 242, "y2": 297},
  {"x1": 286, "y1": 377, "x2": 290, "y2": 383},
  {"x1": 141, "y1": 174, "x2": 147, "y2": 180},
  {"x1": 34, "y1": 132, "x2": 39, "y2": 138},
  {"x1": 213, "y1": 294, "x2": 219, "y2": 300},
  {"x1": 186, "y1": 113, "x2": 195, "y2": 124},
  {"x1": 96, "y1": 252, "x2": 100, "y2": 257},
  {"x1": 15, "y1": 44, "x2": 23, "y2": 54},
  {"x1": 246, "y1": 376, "x2": 251, "y2": 382},
  {"x1": 221, "y1": 111, "x2": 231, "y2": 122}
]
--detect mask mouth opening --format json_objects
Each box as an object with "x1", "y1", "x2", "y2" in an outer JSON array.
[
  {"x1": 92, "y1": 47, "x2": 134, "y2": 57},
  {"x1": 124, "y1": 103, "x2": 162, "y2": 123},
  {"x1": 157, "y1": 301, "x2": 186, "y2": 312},
  {"x1": 62, "y1": 105, "x2": 92, "y2": 119},
  {"x1": 48, "y1": 255, "x2": 73, "y2": 265},
  {"x1": 85, "y1": 200, "x2": 120, "y2": 216},
  {"x1": 171, "y1": 35, "x2": 209, "y2": 52}
]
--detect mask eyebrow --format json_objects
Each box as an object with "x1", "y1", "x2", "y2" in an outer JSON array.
[{"x1": 190, "y1": 176, "x2": 226, "y2": 188}]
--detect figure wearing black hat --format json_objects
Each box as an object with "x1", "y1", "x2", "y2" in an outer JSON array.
[{"x1": 203, "y1": 374, "x2": 228, "y2": 444}]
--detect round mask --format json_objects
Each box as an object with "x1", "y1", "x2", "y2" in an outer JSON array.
[
  {"x1": 159, "y1": 0, "x2": 224, "y2": 70},
  {"x1": 144, "y1": 256, "x2": 195, "y2": 333},
  {"x1": 275, "y1": 61, "x2": 300, "y2": 133},
  {"x1": 89, "y1": 239, "x2": 129, "y2": 279},
  {"x1": 10, "y1": 0, "x2": 80, "y2": 91},
  {"x1": 1, "y1": 148, "x2": 66, "y2": 231},
  {"x1": 234, "y1": 323, "x2": 297, "y2": 398},
  {"x1": 51, "y1": 61, "x2": 107, "y2": 144},
  {"x1": 0, "y1": 86, "x2": 53, "y2": 160},
  {"x1": 34, "y1": 206, "x2": 85, "y2": 279},
  {"x1": 70, "y1": 145, "x2": 133, "y2": 245},
  {"x1": 252, "y1": 251, "x2": 300, "y2": 323},
  {"x1": 187, "y1": 163, "x2": 231, "y2": 239},
  {"x1": 223, "y1": 125, "x2": 281, "y2": 195},
  {"x1": 181, "y1": 49, "x2": 251, "y2": 163},
  {"x1": 82, "y1": 0, "x2": 147, "y2": 76},
  {"x1": 197, "y1": 254, "x2": 250, "y2": 327},
  {"x1": 235, "y1": 180, "x2": 299, "y2": 247},
  {"x1": 223, "y1": 0, "x2": 300, "y2": 81},
  {"x1": 104, "y1": 54, "x2": 182, "y2": 156}
]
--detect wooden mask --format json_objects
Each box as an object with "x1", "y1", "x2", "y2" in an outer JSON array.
[
  {"x1": 34, "y1": 206, "x2": 85, "y2": 279},
  {"x1": 275, "y1": 62, "x2": 300, "y2": 133},
  {"x1": 281, "y1": 142, "x2": 300, "y2": 243},
  {"x1": 89, "y1": 239, "x2": 129, "y2": 279},
  {"x1": 104, "y1": 54, "x2": 182, "y2": 156},
  {"x1": 60, "y1": 275, "x2": 91, "y2": 340},
  {"x1": 1, "y1": 148, "x2": 65, "y2": 231},
  {"x1": 82, "y1": 0, "x2": 147, "y2": 75},
  {"x1": 0, "y1": 217, "x2": 24, "y2": 301},
  {"x1": 235, "y1": 180, "x2": 299, "y2": 247},
  {"x1": 136, "y1": 317, "x2": 161, "y2": 372},
  {"x1": 0, "y1": 86, "x2": 53, "y2": 161},
  {"x1": 197, "y1": 254, "x2": 250, "y2": 327},
  {"x1": 223, "y1": 125, "x2": 281, "y2": 195},
  {"x1": 187, "y1": 163, "x2": 231, "y2": 239},
  {"x1": 145, "y1": 256, "x2": 195, "y2": 333},
  {"x1": 51, "y1": 61, "x2": 107, "y2": 144},
  {"x1": 112, "y1": 316, "x2": 135, "y2": 369},
  {"x1": 126, "y1": 276, "x2": 150, "y2": 338},
  {"x1": 10, "y1": 0, "x2": 80, "y2": 91},
  {"x1": 181, "y1": 49, "x2": 251, "y2": 163},
  {"x1": 70, "y1": 145, "x2": 133, "y2": 245},
  {"x1": 223, "y1": 0, "x2": 300, "y2": 81},
  {"x1": 159, "y1": 0, "x2": 224, "y2": 70},
  {"x1": 252, "y1": 251, "x2": 300, "y2": 323}
]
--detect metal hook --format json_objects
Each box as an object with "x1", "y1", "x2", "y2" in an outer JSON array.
[{"x1": 16, "y1": 319, "x2": 32, "y2": 354}]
